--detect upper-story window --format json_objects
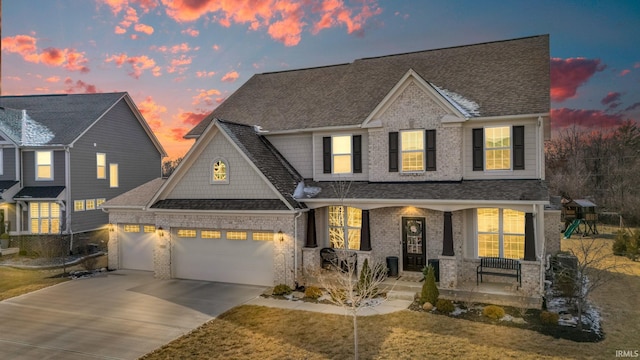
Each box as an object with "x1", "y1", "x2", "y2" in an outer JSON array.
[
  {"x1": 323, "y1": 135, "x2": 362, "y2": 175},
  {"x1": 389, "y1": 130, "x2": 436, "y2": 172},
  {"x1": 211, "y1": 158, "x2": 229, "y2": 184},
  {"x1": 0, "y1": 148, "x2": 4, "y2": 175},
  {"x1": 109, "y1": 163, "x2": 119, "y2": 188},
  {"x1": 473, "y1": 126, "x2": 524, "y2": 171},
  {"x1": 36, "y1": 151, "x2": 53, "y2": 180},
  {"x1": 96, "y1": 153, "x2": 106, "y2": 179}
]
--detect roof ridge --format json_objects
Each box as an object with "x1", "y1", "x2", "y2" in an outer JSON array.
[
  {"x1": 259, "y1": 62, "x2": 350, "y2": 76},
  {"x1": 0, "y1": 91, "x2": 127, "y2": 99}
]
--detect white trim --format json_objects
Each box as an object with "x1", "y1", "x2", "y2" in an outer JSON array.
[
  {"x1": 210, "y1": 157, "x2": 230, "y2": 184},
  {"x1": 35, "y1": 150, "x2": 53, "y2": 181}
]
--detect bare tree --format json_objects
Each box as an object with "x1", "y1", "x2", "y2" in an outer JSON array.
[
  {"x1": 162, "y1": 157, "x2": 183, "y2": 178},
  {"x1": 560, "y1": 237, "x2": 628, "y2": 330},
  {"x1": 314, "y1": 252, "x2": 387, "y2": 360}
]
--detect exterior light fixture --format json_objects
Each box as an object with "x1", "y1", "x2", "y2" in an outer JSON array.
[
  {"x1": 278, "y1": 230, "x2": 284, "y2": 242},
  {"x1": 108, "y1": 223, "x2": 114, "y2": 232},
  {"x1": 157, "y1": 226, "x2": 164, "y2": 238}
]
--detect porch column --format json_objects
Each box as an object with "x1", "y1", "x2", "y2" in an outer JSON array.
[
  {"x1": 359, "y1": 210, "x2": 371, "y2": 251},
  {"x1": 524, "y1": 212, "x2": 536, "y2": 261},
  {"x1": 305, "y1": 209, "x2": 317, "y2": 248},
  {"x1": 442, "y1": 211, "x2": 454, "y2": 256}
]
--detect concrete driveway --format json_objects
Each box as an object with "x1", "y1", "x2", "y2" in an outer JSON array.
[{"x1": 0, "y1": 270, "x2": 266, "y2": 360}]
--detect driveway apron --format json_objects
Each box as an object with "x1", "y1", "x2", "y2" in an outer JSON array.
[{"x1": 0, "y1": 270, "x2": 265, "y2": 360}]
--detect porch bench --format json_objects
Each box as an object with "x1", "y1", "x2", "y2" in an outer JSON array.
[
  {"x1": 320, "y1": 247, "x2": 357, "y2": 272},
  {"x1": 476, "y1": 257, "x2": 521, "y2": 288}
]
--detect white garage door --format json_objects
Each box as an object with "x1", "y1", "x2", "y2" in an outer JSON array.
[
  {"x1": 120, "y1": 224, "x2": 155, "y2": 271},
  {"x1": 172, "y1": 229, "x2": 274, "y2": 286}
]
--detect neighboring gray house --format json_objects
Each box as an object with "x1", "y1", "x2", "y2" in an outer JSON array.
[
  {"x1": 104, "y1": 35, "x2": 556, "y2": 308},
  {"x1": 0, "y1": 92, "x2": 166, "y2": 246}
]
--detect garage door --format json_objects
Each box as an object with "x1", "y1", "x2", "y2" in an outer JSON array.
[
  {"x1": 119, "y1": 224, "x2": 155, "y2": 271},
  {"x1": 172, "y1": 229, "x2": 274, "y2": 286}
]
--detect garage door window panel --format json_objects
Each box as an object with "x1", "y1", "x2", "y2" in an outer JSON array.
[
  {"x1": 227, "y1": 231, "x2": 247, "y2": 240},
  {"x1": 252, "y1": 232, "x2": 274, "y2": 241},
  {"x1": 202, "y1": 230, "x2": 221, "y2": 239},
  {"x1": 177, "y1": 229, "x2": 196, "y2": 238}
]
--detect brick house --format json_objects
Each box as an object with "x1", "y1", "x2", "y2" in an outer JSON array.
[{"x1": 104, "y1": 35, "x2": 556, "y2": 308}]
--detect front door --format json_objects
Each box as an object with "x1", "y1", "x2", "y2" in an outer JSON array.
[{"x1": 402, "y1": 217, "x2": 426, "y2": 272}]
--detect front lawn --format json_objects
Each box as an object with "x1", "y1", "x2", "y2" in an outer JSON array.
[
  {"x1": 0, "y1": 266, "x2": 69, "y2": 301},
  {"x1": 142, "y1": 235, "x2": 640, "y2": 359}
]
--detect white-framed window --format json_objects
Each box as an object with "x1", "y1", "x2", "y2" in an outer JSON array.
[
  {"x1": 143, "y1": 225, "x2": 156, "y2": 233},
  {"x1": 227, "y1": 231, "x2": 247, "y2": 240},
  {"x1": 36, "y1": 150, "x2": 53, "y2": 180},
  {"x1": 211, "y1": 158, "x2": 229, "y2": 184},
  {"x1": 332, "y1": 135, "x2": 352, "y2": 174},
  {"x1": 123, "y1": 224, "x2": 140, "y2": 232},
  {"x1": 96, "y1": 198, "x2": 106, "y2": 208},
  {"x1": 74, "y1": 200, "x2": 85, "y2": 212},
  {"x1": 0, "y1": 148, "x2": 4, "y2": 175},
  {"x1": 202, "y1": 230, "x2": 221, "y2": 239},
  {"x1": 86, "y1": 199, "x2": 96, "y2": 210},
  {"x1": 485, "y1": 126, "x2": 511, "y2": 170},
  {"x1": 30, "y1": 202, "x2": 61, "y2": 234},
  {"x1": 177, "y1": 229, "x2": 197, "y2": 238},
  {"x1": 109, "y1": 163, "x2": 119, "y2": 188},
  {"x1": 96, "y1": 153, "x2": 106, "y2": 179},
  {"x1": 477, "y1": 208, "x2": 525, "y2": 259},
  {"x1": 401, "y1": 130, "x2": 424, "y2": 172},
  {"x1": 328, "y1": 206, "x2": 362, "y2": 250},
  {"x1": 252, "y1": 232, "x2": 274, "y2": 241}
]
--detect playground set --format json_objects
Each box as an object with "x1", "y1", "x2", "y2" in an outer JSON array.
[{"x1": 562, "y1": 198, "x2": 599, "y2": 239}]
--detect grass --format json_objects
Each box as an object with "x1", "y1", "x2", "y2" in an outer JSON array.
[
  {"x1": 142, "y1": 234, "x2": 640, "y2": 360},
  {"x1": 0, "y1": 255, "x2": 108, "y2": 301}
]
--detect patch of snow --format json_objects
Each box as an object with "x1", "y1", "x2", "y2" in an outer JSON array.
[
  {"x1": 21, "y1": 110, "x2": 54, "y2": 145},
  {"x1": 253, "y1": 125, "x2": 268, "y2": 133},
  {"x1": 500, "y1": 314, "x2": 527, "y2": 324},
  {"x1": 450, "y1": 306, "x2": 467, "y2": 316},
  {"x1": 293, "y1": 181, "x2": 322, "y2": 199},
  {"x1": 431, "y1": 84, "x2": 481, "y2": 117}
]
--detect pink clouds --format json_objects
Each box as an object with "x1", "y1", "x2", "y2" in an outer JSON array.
[
  {"x1": 551, "y1": 108, "x2": 625, "y2": 129},
  {"x1": 1, "y1": 34, "x2": 90, "y2": 73},
  {"x1": 619, "y1": 69, "x2": 631, "y2": 76},
  {"x1": 550, "y1": 57, "x2": 605, "y2": 102},
  {"x1": 601, "y1": 92, "x2": 621, "y2": 106},
  {"x1": 167, "y1": 55, "x2": 192, "y2": 74},
  {"x1": 45, "y1": 76, "x2": 61, "y2": 83},
  {"x1": 192, "y1": 88, "x2": 222, "y2": 105},
  {"x1": 177, "y1": 110, "x2": 209, "y2": 126},
  {"x1": 161, "y1": 0, "x2": 382, "y2": 46},
  {"x1": 137, "y1": 96, "x2": 167, "y2": 130},
  {"x1": 105, "y1": 53, "x2": 158, "y2": 78},
  {"x1": 134, "y1": 23, "x2": 155, "y2": 35},
  {"x1": 151, "y1": 43, "x2": 194, "y2": 54},
  {"x1": 181, "y1": 28, "x2": 199, "y2": 37},
  {"x1": 63, "y1": 77, "x2": 100, "y2": 93},
  {"x1": 221, "y1": 70, "x2": 239, "y2": 82},
  {"x1": 196, "y1": 71, "x2": 216, "y2": 78}
]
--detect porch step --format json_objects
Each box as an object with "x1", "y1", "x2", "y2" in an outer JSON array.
[
  {"x1": 0, "y1": 247, "x2": 19, "y2": 256},
  {"x1": 386, "y1": 289, "x2": 417, "y2": 301}
]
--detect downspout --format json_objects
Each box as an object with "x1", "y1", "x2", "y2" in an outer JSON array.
[
  {"x1": 65, "y1": 145, "x2": 72, "y2": 252},
  {"x1": 293, "y1": 211, "x2": 303, "y2": 285}
]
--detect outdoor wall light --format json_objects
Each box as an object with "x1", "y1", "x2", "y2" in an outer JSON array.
[
  {"x1": 157, "y1": 226, "x2": 165, "y2": 238},
  {"x1": 278, "y1": 230, "x2": 284, "y2": 242},
  {"x1": 108, "y1": 223, "x2": 114, "y2": 232}
]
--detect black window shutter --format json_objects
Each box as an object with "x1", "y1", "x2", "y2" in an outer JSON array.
[
  {"x1": 389, "y1": 132, "x2": 398, "y2": 172},
  {"x1": 426, "y1": 129, "x2": 436, "y2": 171},
  {"x1": 322, "y1": 137, "x2": 331, "y2": 174},
  {"x1": 472, "y1": 128, "x2": 484, "y2": 171},
  {"x1": 513, "y1": 126, "x2": 525, "y2": 170},
  {"x1": 352, "y1": 135, "x2": 362, "y2": 173}
]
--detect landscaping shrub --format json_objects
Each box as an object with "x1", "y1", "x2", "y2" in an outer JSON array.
[
  {"x1": 357, "y1": 258, "x2": 372, "y2": 295},
  {"x1": 612, "y1": 229, "x2": 640, "y2": 261},
  {"x1": 556, "y1": 271, "x2": 578, "y2": 298},
  {"x1": 612, "y1": 231, "x2": 628, "y2": 256},
  {"x1": 304, "y1": 286, "x2": 323, "y2": 300},
  {"x1": 272, "y1": 284, "x2": 292, "y2": 296},
  {"x1": 329, "y1": 288, "x2": 347, "y2": 302},
  {"x1": 540, "y1": 310, "x2": 559, "y2": 325},
  {"x1": 482, "y1": 305, "x2": 505, "y2": 320},
  {"x1": 420, "y1": 264, "x2": 438, "y2": 305},
  {"x1": 435, "y1": 298, "x2": 455, "y2": 314}
]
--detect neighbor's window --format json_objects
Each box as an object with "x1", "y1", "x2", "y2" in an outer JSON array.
[
  {"x1": 177, "y1": 229, "x2": 196, "y2": 238},
  {"x1": 74, "y1": 200, "x2": 85, "y2": 212},
  {"x1": 96, "y1": 198, "x2": 106, "y2": 208},
  {"x1": 332, "y1": 135, "x2": 352, "y2": 174},
  {"x1": 328, "y1": 206, "x2": 362, "y2": 250},
  {"x1": 109, "y1": 163, "x2": 119, "y2": 188},
  {"x1": 143, "y1": 225, "x2": 156, "y2": 233},
  {"x1": 96, "y1": 153, "x2": 106, "y2": 179},
  {"x1": 227, "y1": 231, "x2": 247, "y2": 240},
  {"x1": 485, "y1": 127, "x2": 511, "y2": 170},
  {"x1": 86, "y1": 199, "x2": 96, "y2": 211},
  {"x1": 477, "y1": 208, "x2": 524, "y2": 259},
  {"x1": 123, "y1": 224, "x2": 140, "y2": 232},
  {"x1": 401, "y1": 130, "x2": 424, "y2": 172},
  {"x1": 36, "y1": 151, "x2": 53, "y2": 180},
  {"x1": 252, "y1": 232, "x2": 274, "y2": 241},
  {"x1": 30, "y1": 202, "x2": 60, "y2": 234},
  {"x1": 202, "y1": 230, "x2": 222, "y2": 239},
  {"x1": 212, "y1": 159, "x2": 228, "y2": 183}
]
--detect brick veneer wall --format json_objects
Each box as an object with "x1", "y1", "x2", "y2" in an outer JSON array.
[{"x1": 544, "y1": 209, "x2": 562, "y2": 255}]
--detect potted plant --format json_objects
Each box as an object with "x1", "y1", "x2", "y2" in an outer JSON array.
[{"x1": 0, "y1": 233, "x2": 10, "y2": 249}]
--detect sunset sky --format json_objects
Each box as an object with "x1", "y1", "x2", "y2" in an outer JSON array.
[{"x1": 2, "y1": 0, "x2": 639, "y2": 160}]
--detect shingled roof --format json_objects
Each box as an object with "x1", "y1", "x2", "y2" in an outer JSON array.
[
  {"x1": 187, "y1": 35, "x2": 549, "y2": 137},
  {"x1": 0, "y1": 92, "x2": 127, "y2": 145}
]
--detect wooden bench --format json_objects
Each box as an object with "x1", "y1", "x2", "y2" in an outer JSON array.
[
  {"x1": 320, "y1": 247, "x2": 357, "y2": 272},
  {"x1": 476, "y1": 257, "x2": 521, "y2": 287}
]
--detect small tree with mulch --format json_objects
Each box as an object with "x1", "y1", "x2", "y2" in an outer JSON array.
[{"x1": 420, "y1": 264, "x2": 439, "y2": 306}]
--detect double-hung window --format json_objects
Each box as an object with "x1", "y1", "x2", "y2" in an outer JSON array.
[
  {"x1": 36, "y1": 151, "x2": 53, "y2": 180},
  {"x1": 328, "y1": 206, "x2": 362, "y2": 250},
  {"x1": 477, "y1": 208, "x2": 525, "y2": 259},
  {"x1": 389, "y1": 130, "x2": 436, "y2": 172},
  {"x1": 30, "y1": 202, "x2": 61, "y2": 234},
  {"x1": 96, "y1": 153, "x2": 106, "y2": 179},
  {"x1": 473, "y1": 126, "x2": 525, "y2": 171},
  {"x1": 401, "y1": 130, "x2": 424, "y2": 172},
  {"x1": 322, "y1": 135, "x2": 362, "y2": 174}
]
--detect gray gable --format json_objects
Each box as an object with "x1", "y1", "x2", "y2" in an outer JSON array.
[
  {"x1": 0, "y1": 92, "x2": 126, "y2": 145},
  {"x1": 188, "y1": 35, "x2": 549, "y2": 136}
]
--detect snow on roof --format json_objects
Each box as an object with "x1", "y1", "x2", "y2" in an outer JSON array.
[
  {"x1": 21, "y1": 110, "x2": 55, "y2": 145},
  {"x1": 431, "y1": 83, "x2": 481, "y2": 118}
]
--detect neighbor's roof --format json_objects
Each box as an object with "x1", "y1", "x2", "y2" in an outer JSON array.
[
  {"x1": 151, "y1": 199, "x2": 291, "y2": 211},
  {"x1": 299, "y1": 179, "x2": 550, "y2": 203},
  {"x1": 101, "y1": 177, "x2": 166, "y2": 209},
  {"x1": 0, "y1": 92, "x2": 164, "y2": 151},
  {"x1": 14, "y1": 186, "x2": 65, "y2": 200},
  {"x1": 187, "y1": 35, "x2": 549, "y2": 137}
]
